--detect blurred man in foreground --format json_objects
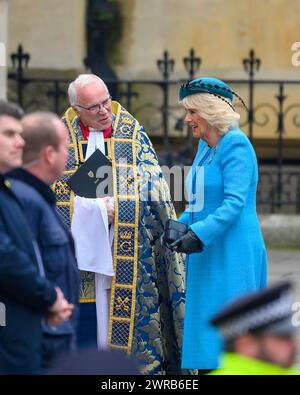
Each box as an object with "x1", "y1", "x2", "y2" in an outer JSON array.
[
  {"x1": 8, "y1": 112, "x2": 80, "y2": 370},
  {"x1": 0, "y1": 101, "x2": 73, "y2": 374}
]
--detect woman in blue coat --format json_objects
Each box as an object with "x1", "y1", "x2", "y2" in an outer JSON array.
[{"x1": 167, "y1": 77, "x2": 267, "y2": 370}]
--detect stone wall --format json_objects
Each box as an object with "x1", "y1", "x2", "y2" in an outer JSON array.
[
  {"x1": 8, "y1": 0, "x2": 86, "y2": 70},
  {"x1": 0, "y1": 0, "x2": 7, "y2": 99},
  {"x1": 8, "y1": 0, "x2": 300, "y2": 78},
  {"x1": 6, "y1": 0, "x2": 300, "y2": 140},
  {"x1": 259, "y1": 215, "x2": 300, "y2": 248},
  {"x1": 117, "y1": 0, "x2": 300, "y2": 79}
]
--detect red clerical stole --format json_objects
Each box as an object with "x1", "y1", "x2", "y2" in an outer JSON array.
[{"x1": 80, "y1": 121, "x2": 113, "y2": 140}]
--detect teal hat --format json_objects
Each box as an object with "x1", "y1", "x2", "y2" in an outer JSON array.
[{"x1": 179, "y1": 77, "x2": 233, "y2": 102}]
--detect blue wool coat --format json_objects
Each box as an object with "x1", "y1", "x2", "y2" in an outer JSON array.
[
  {"x1": 0, "y1": 175, "x2": 57, "y2": 374},
  {"x1": 179, "y1": 128, "x2": 267, "y2": 369},
  {"x1": 8, "y1": 169, "x2": 80, "y2": 369}
]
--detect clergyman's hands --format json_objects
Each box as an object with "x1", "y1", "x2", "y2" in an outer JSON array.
[
  {"x1": 46, "y1": 287, "x2": 74, "y2": 326},
  {"x1": 103, "y1": 196, "x2": 115, "y2": 224},
  {"x1": 169, "y1": 229, "x2": 204, "y2": 254}
]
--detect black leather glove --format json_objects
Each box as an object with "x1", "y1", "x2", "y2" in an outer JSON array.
[
  {"x1": 169, "y1": 229, "x2": 204, "y2": 254},
  {"x1": 162, "y1": 219, "x2": 188, "y2": 249}
]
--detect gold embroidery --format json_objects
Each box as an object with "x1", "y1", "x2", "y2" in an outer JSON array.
[
  {"x1": 64, "y1": 108, "x2": 79, "y2": 166},
  {"x1": 78, "y1": 141, "x2": 87, "y2": 163},
  {"x1": 79, "y1": 298, "x2": 96, "y2": 303},
  {"x1": 55, "y1": 180, "x2": 69, "y2": 195},
  {"x1": 116, "y1": 296, "x2": 130, "y2": 312},
  {"x1": 105, "y1": 138, "x2": 112, "y2": 160},
  {"x1": 120, "y1": 231, "x2": 132, "y2": 240},
  {"x1": 120, "y1": 241, "x2": 133, "y2": 253},
  {"x1": 63, "y1": 103, "x2": 140, "y2": 354},
  {"x1": 108, "y1": 101, "x2": 140, "y2": 355},
  {"x1": 127, "y1": 175, "x2": 134, "y2": 184}
]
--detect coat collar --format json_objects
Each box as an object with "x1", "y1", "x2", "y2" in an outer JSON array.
[{"x1": 8, "y1": 168, "x2": 56, "y2": 205}]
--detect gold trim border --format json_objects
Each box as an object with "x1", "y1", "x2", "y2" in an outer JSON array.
[
  {"x1": 61, "y1": 104, "x2": 140, "y2": 354},
  {"x1": 79, "y1": 298, "x2": 96, "y2": 303},
  {"x1": 107, "y1": 102, "x2": 140, "y2": 354},
  {"x1": 64, "y1": 108, "x2": 79, "y2": 165}
]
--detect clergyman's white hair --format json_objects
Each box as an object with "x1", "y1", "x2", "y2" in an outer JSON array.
[{"x1": 68, "y1": 74, "x2": 109, "y2": 106}]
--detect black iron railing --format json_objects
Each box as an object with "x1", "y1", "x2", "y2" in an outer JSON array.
[{"x1": 7, "y1": 45, "x2": 300, "y2": 213}]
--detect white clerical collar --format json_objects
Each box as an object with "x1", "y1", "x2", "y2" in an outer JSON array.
[
  {"x1": 89, "y1": 127, "x2": 103, "y2": 133},
  {"x1": 86, "y1": 128, "x2": 105, "y2": 159}
]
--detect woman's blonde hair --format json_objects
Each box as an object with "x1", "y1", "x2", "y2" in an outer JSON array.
[{"x1": 182, "y1": 93, "x2": 240, "y2": 135}]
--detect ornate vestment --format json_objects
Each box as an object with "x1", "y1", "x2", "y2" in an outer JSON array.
[{"x1": 55, "y1": 101, "x2": 187, "y2": 374}]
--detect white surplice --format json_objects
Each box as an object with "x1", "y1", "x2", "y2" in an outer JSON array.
[{"x1": 71, "y1": 129, "x2": 114, "y2": 349}]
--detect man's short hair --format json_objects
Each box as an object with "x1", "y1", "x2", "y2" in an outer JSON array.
[
  {"x1": 22, "y1": 112, "x2": 60, "y2": 164},
  {"x1": 68, "y1": 74, "x2": 109, "y2": 106},
  {"x1": 0, "y1": 99, "x2": 24, "y2": 119}
]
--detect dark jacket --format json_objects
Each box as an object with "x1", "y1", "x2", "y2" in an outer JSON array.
[
  {"x1": 8, "y1": 169, "x2": 80, "y2": 342},
  {"x1": 0, "y1": 174, "x2": 57, "y2": 375}
]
